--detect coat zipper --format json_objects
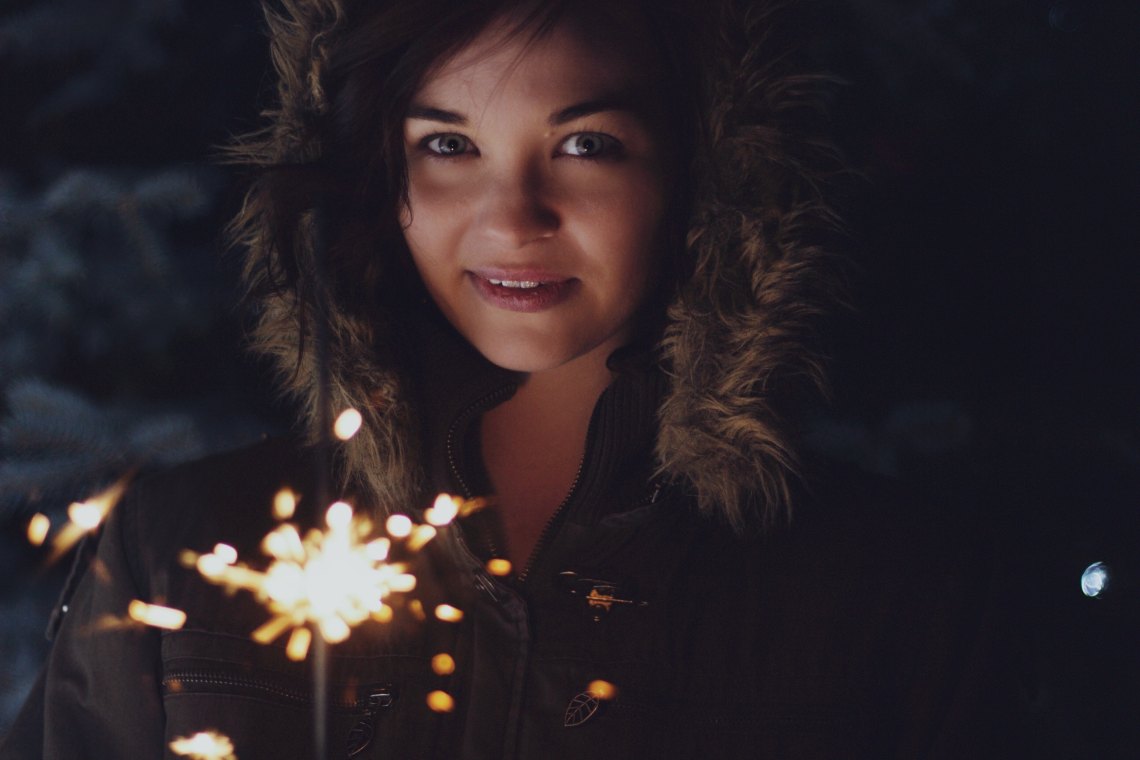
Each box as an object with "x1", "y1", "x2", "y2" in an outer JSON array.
[
  {"x1": 516, "y1": 455, "x2": 584, "y2": 584},
  {"x1": 162, "y1": 671, "x2": 392, "y2": 711},
  {"x1": 517, "y1": 403, "x2": 599, "y2": 584},
  {"x1": 446, "y1": 385, "x2": 516, "y2": 560},
  {"x1": 444, "y1": 382, "x2": 597, "y2": 585}
]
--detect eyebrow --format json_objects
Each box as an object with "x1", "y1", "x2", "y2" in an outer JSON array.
[{"x1": 406, "y1": 91, "x2": 646, "y2": 128}]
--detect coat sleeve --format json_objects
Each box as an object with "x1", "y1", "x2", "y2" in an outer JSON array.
[{"x1": 0, "y1": 490, "x2": 166, "y2": 759}]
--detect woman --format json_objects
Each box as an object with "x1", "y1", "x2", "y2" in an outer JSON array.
[{"x1": 2, "y1": 0, "x2": 1011, "y2": 757}]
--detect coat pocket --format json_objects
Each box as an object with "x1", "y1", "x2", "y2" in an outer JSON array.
[{"x1": 160, "y1": 631, "x2": 406, "y2": 760}]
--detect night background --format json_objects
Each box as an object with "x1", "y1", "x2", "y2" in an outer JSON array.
[{"x1": 0, "y1": 0, "x2": 1136, "y2": 755}]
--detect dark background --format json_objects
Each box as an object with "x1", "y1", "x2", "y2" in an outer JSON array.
[{"x1": 1, "y1": 0, "x2": 1136, "y2": 754}]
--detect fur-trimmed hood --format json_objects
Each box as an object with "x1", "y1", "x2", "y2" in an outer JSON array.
[{"x1": 231, "y1": 0, "x2": 841, "y2": 532}]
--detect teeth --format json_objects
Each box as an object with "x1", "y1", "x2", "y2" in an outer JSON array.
[{"x1": 488, "y1": 278, "x2": 542, "y2": 288}]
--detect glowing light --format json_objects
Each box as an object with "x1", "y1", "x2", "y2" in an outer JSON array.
[
  {"x1": 27, "y1": 513, "x2": 50, "y2": 547},
  {"x1": 587, "y1": 680, "x2": 617, "y2": 700},
  {"x1": 486, "y1": 558, "x2": 512, "y2": 577},
  {"x1": 68, "y1": 501, "x2": 104, "y2": 530},
  {"x1": 187, "y1": 499, "x2": 439, "y2": 658},
  {"x1": 388, "y1": 573, "x2": 417, "y2": 592},
  {"x1": 334, "y1": 408, "x2": 364, "y2": 440},
  {"x1": 457, "y1": 496, "x2": 491, "y2": 517},
  {"x1": 49, "y1": 477, "x2": 131, "y2": 561},
  {"x1": 1081, "y1": 562, "x2": 1110, "y2": 598},
  {"x1": 273, "y1": 488, "x2": 298, "y2": 520},
  {"x1": 365, "y1": 538, "x2": 390, "y2": 561},
  {"x1": 426, "y1": 690, "x2": 455, "y2": 713},
  {"x1": 326, "y1": 501, "x2": 353, "y2": 530},
  {"x1": 128, "y1": 600, "x2": 187, "y2": 630},
  {"x1": 197, "y1": 554, "x2": 227, "y2": 579},
  {"x1": 169, "y1": 730, "x2": 237, "y2": 760},
  {"x1": 435, "y1": 604, "x2": 464, "y2": 623},
  {"x1": 386, "y1": 514, "x2": 413, "y2": 538},
  {"x1": 432, "y1": 653, "x2": 456, "y2": 675},
  {"x1": 286, "y1": 627, "x2": 313, "y2": 661},
  {"x1": 212, "y1": 544, "x2": 238, "y2": 565},
  {"x1": 424, "y1": 494, "x2": 460, "y2": 526},
  {"x1": 407, "y1": 525, "x2": 437, "y2": 551}
]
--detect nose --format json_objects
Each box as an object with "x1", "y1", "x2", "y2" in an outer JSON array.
[{"x1": 475, "y1": 165, "x2": 559, "y2": 249}]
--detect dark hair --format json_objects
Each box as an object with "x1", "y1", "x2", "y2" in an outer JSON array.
[{"x1": 230, "y1": 0, "x2": 701, "y2": 370}]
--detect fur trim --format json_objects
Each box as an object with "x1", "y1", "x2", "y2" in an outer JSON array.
[{"x1": 658, "y1": 1, "x2": 841, "y2": 531}]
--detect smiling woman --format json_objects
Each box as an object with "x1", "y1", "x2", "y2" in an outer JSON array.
[
  {"x1": 0, "y1": 0, "x2": 1017, "y2": 758},
  {"x1": 401, "y1": 17, "x2": 669, "y2": 379}
]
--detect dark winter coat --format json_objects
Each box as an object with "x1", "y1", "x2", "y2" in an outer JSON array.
[{"x1": 1, "y1": 318, "x2": 1015, "y2": 759}]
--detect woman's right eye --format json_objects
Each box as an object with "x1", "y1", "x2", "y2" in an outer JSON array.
[{"x1": 423, "y1": 134, "x2": 474, "y2": 157}]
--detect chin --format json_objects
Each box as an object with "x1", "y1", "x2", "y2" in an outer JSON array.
[{"x1": 475, "y1": 343, "x2": 568, "y2": 374}]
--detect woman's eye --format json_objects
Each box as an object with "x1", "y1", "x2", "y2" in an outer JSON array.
[
  {"x1": 559, "y1": 132, "x2": 619, "y2": 158},
  {"x1": 424, "y1": 134, "x2": 473, "y2": 156}
]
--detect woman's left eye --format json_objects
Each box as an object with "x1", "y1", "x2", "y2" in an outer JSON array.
[
  {"x1": 558, "y1": 132, "x2": 620, "y2": 158},
  {"x1": 423, "y1": 133, "x2": 474, "y2": 156}
]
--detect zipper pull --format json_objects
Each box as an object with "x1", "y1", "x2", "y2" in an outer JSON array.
[
  {"x1": 346, "y1": 687, "x2": 396, "y2": 757},
  {"x1": 474, "y1": 569, "x2": 502, "y2": 603}
]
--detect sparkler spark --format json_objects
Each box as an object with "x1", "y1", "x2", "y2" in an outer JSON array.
[
  {"x1": 128, "y1": 600, "x2": 187, "y2": 630},
  {"x1": 48, "y1": 477, "x2": 131, "y2": 562},
  {"x1": 26, "y1": 513, "x2": 50, "y2": 547},
  {"x1": 431, "y1": 653, "x2": 456, "y2": 676},
  {"x1": 426, "y1": 690, "x2": 455, "y2": 713},
  {"x1": 485, "y1": 558, "x2": 512, "y2": 577},
  {"x1": 424, "y1": 493, "x2": 460, "y2": 526},
  {"x1": 169, "y1": 730, "x2": 237, "y2": 760},
  {"x1": 333, "y1": 408, "x2": 364, "y2": 440},
  {"x1": 186, "y1": 499, "x2": 461, "y2": 661},
  {"x1": 434, "y1": 604, "x2": 464, "y2": 623},
  {"x1": 586, "y1": 680, "x2": 618, "y2": 700},
  {"x1": 273, "y1": 488, "x2": 298, "y2": 520}
]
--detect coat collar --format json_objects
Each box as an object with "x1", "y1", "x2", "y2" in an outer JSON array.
[{"x1": 403, "y1": 303, "x2": 667, "y2": 528}]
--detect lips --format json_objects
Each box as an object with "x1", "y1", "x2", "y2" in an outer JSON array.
[{"x1": 468, "y1": 270, "x2": 577, "y2": 313}]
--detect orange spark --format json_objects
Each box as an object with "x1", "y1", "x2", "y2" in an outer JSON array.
[
  {"x1": 49, "y1": 476, "x2": 131, "y2": 562},
  {"x1": 426, "y1": 690, "x2": 455, "y2": 713},
  {"x1": 272, "y1": 488, "x2": 298, "y2": 520},
  {"x1": 333, "y1": 408, "x2": 364, "y2": 440},
  {"x1": 434, "y1": 604, "x2": 464, "y2": 623},
  {"x1": 26, "y1": 513, "x2": 50, "y2": 547},
  {"x1": 485, "y1": 558, "x2": 512, "y2": 577},
  {"x1": 169, "y1": 730, "x2": 237, "y2": 760},
  {"x1": 431, "y1": 653, "x2": 456, "y2": 676},
  {"x1": 424, "y1": 494, "x2": 460, "y2": 526},
  {"x1": 128, "y1": 600, "x2": 187, "y2": 630},
  {"x1": 587, "y1": 680, "x2": 618, "y2": 700}
]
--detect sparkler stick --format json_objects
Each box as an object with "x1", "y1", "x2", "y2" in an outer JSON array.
[{"x1": 311, "y1": 206, "x2": 335, "y2": 760}]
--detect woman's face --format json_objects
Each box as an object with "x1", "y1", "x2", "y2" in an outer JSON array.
[{"x1": 401, "y1": 17, "x2": 671, "y2": 374}]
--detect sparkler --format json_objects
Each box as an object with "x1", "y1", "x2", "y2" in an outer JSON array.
[{"x1": 182, "y1": 493, "x2": 464, "y2": 661}]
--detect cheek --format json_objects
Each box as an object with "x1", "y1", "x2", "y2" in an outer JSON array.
[
  {"x1": 574, "y1": 170, "x2": 668, "y2": 284},
  {"x1": 402, "y1": 174, "x2": 466, "y2": 276}
]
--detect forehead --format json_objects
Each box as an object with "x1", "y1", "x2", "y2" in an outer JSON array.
[{"x1": 412, "y1": 17, "x2": 658, "y2": 109}]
